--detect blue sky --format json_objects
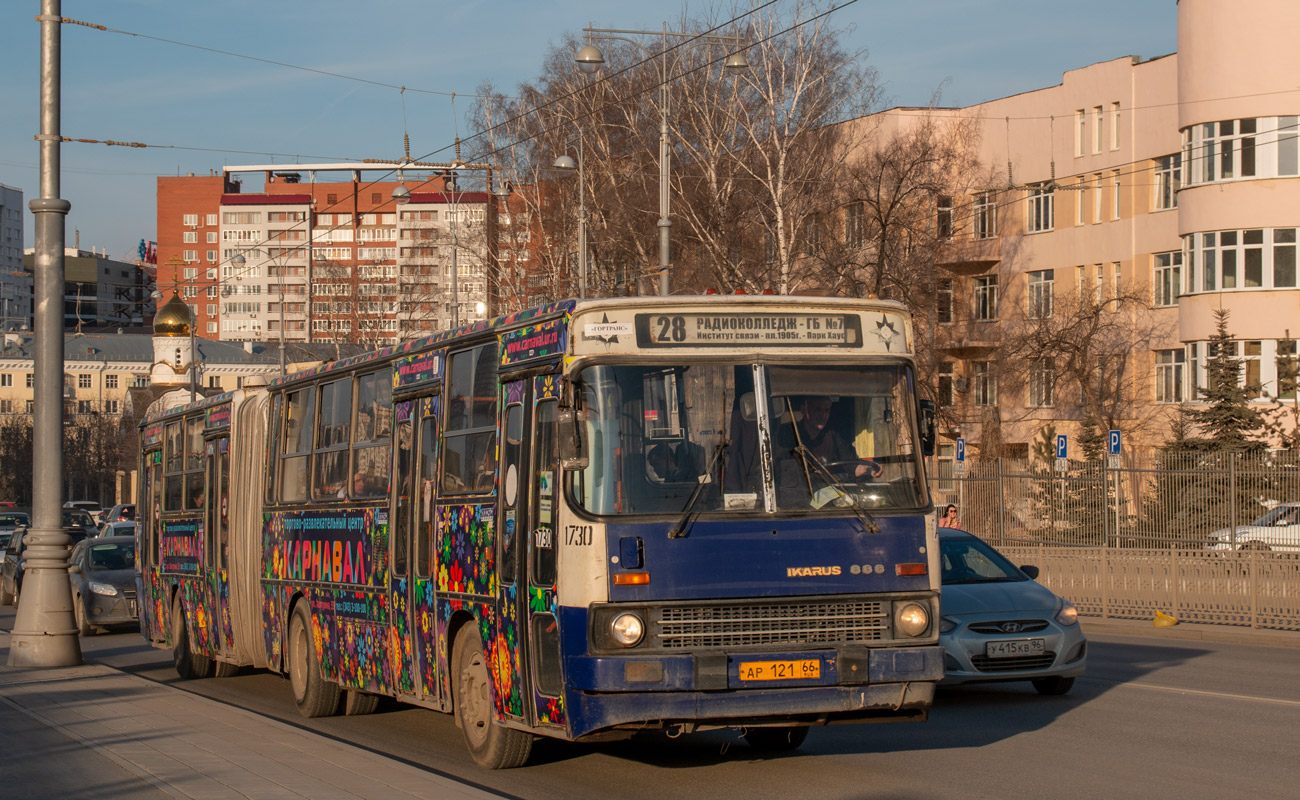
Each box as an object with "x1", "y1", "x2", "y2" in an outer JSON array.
[{"x1": 0, "y1": 1, "x2": 1176, "y2": 261}]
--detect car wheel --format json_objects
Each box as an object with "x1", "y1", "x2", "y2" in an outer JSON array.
[
  {"x1": 343, "y1": 690, "x2": 380, "y2": 716},
  {"x1": 0, "y1": 579, "x2": 12, "y2": 606},
  {"x1": 172, "y1": 595, "x2": 213, "y2": 679},
  {"x1": 452, "y1": 624, "x2": 532, "y2": 769},
  {"x1": 1241, "y1": 541, "x2": 1272, "y2": 552},
  {"x1": 744, "y1": 726, "x2": 810, "y2": 752},
  {"x1": 287, "y1": 602, "x2": 341, "y2": 718},
  {"x1": 1032, "y1": 676, "x2": 1075, "y2": 696},
  {"x1": 74, "y1": 595, "x2": 94, "y2": 637}
]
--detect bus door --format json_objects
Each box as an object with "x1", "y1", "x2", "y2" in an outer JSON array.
[
  {"x1": 205, "y1": 436, "x2": 231, "y2": 656},
  {"x1": 392, "y1": 396, "x2": 441, "y2": 704},
  {"x1": 498, "y1": 375, "x2": 565, "y2": 728}
]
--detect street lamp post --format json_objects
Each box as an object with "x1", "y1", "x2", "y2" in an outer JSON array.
[
  {"x1": 10, "y1": 0, "x2": 82, "y2": 667},
  {"x1": 553, "y1": 134, "x2": 588, "y2": 298},
  {"x1": 230, "y1": 253, "x2": 284, "y2": 376},
  {"x1": 575, "y1": 24, "x2": 747, "y2": 296}
]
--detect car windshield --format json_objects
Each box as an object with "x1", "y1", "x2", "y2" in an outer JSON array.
[
  {"x1": 1251, "y1": 505, "x2": 1300, "y2": 526},
  {"x1": 940, "y1": 536, "x2": 1027, "y2": 584},
  {"x1": 63, "y1": 509, "x2": 94, "y2": 527},
  {"x1": 574, "y1": 362, "x2": 926, "y2": 517},
  {"x1": 0, "y1": 513, "x2": 29, "y2": 528},
  {"x1": 0, "y1": 532, "x2": 11, "y2": 548},
  {"x1": 88, "y1": 542, "x2": 135, "y2": 571}
]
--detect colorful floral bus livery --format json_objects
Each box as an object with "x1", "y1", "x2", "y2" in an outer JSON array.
[{"x1": 135, "y1": 296, "x2": 944, "y2": 769}]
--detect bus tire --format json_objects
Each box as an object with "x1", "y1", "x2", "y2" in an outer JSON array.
[
  {"x1": 213, "y1": 660, "x2": 241, "y2": 678},
  {"x1": 343, "y1": 690, "x2": 380, "y2": 716},
  {"x1": 744, "y1": 726, "x2": 809, "y2": 752},
  {"x1": 172, "y1": 595, "x2": 213, "y2": 679},
  {"x1": 288, "y1": 603, "x2": 341, "y2": 718},
  {"x1": 453, "y1": 624, "x2": 533, "y2": 769}
]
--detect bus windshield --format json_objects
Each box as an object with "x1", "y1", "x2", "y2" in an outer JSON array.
[{"x1": 575, "y1": 362, "x2": 926, "y2": 516}]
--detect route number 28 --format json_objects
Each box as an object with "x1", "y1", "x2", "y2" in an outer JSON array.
[{"x1": 655, "y1": 316, "x2": 687, "y2": 343}]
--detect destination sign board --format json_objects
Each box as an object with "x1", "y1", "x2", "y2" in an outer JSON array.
[{"x1": 634, "y1": 313, "x2": 863, "y2": 348}]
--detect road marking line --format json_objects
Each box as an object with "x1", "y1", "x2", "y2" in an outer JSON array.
[{"x1": 1085, "y1": 677, "x2": 1300, "y2": 708}]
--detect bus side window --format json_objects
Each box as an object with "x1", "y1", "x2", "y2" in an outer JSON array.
[
  {"x1": 351, "y1": 370, "x2": 392, "y2": 498},
  {"x1": 265, "y1": 394, "x2": 282, "y2": 507},
  {"x1": 164, "y1": 421, "x2": 183, "y2": 510},
  {"x1": 280, "y1": 388, "x2": 315, "y2": 503},
  {"x1": 184, "y1": 417, "x2": 204, "y2": 510},
  {"x1": 442, "y1": 344, "x2": 498, "y2": 493},
  {"x1": 313, "y1": 377, "x2": 353, "y2": 500}
]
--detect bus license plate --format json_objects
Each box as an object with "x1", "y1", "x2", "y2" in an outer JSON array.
[
  {"x1": 986, "y1": 639, "x2": 1045, "y2": 658},
  {"x1": 737, "y1": 659, "x2": 821, "y2": 681}
]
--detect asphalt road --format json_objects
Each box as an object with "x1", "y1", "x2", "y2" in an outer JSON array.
[{"x1": 4, "y1": 605, "x2": 1299, "y2": 800}]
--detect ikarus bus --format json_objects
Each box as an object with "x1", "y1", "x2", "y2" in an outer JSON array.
[{"x1": 135, "y1": 295, "x2": 942, "y2": 769}]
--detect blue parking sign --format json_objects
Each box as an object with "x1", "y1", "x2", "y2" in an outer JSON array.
[
  {"x1": 1056, "y1": 434, "x2": 1068, "y2": 459},
  {"x1": 1109, "y1": 430, "x2": 1122, "y2": 456},
  {"x1": 955, "y1": 438, "x2": 966, "y2": 462}
]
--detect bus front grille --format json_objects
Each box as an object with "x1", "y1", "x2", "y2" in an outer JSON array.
[{"x1": 653, "y1": 600, "x2": 890, "y2": 649}]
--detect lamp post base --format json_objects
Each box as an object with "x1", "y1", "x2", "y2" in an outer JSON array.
[{"x1": 6, "y1": 533, "x2": 83, "y2": 667}]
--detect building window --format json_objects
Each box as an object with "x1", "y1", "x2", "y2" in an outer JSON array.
[
  {"x1": 105, "y1": 374, "x2": 118, "y2": 389},
  {"x1": 1156, "y1": 349, "x2": 1185, "y2": 404},
  {"x1": 974, "y1": 276, "x2": 998, "y2": 321},
  {"x1": 937, "y1": 361, "x2": 954, "y2": 407},
  {"x1": 208, "y1": 376, "x2": 221, "y2": 389},
  {"x1": 1113, "y1": 262, "x2": 1123, "y2": 301},
  {"x1": 1026, "y1": 183, "x2": 1053, "y2": 233},
  {"x1": 0, "y1": 374, "x2": 9, "y2": 387},
  {"x1": 1093, "y1": 106, "x2": 1103, "y2": 154},
  {"x1": 78, "y1": 373, "x2": 92, "y2": 389},
  {"x1": 25, "y1": 400, "x2": 33, "y2": 414},
  {"x1": 1075, "y1": 109, "x2": 1086, "y2": 157},
  {"x1": 937, "y1": 279, "x2": 953, "y2": 324},
  {"x1": 1278, "y1": 339, "x2": 1298, "y2": 400},
  {"x1": 206, "y1": 214, "x2": 218, "y2": 226},
  {"x1": 845, "y1": 201, "x2": 865, "y2": 248},
  {"x1": 327, "y1": 193, "x2": 338, "y2": 205},
  {"x1": 974, "y1": 192, "x2": 996, "y2": 239},
  {"x1": 1154, "y1": 154, "x2": 1181, "y2": 210},
  {"x1": 104, "y1": 400, "x2": 119, "y2": 414},
  {"x1": 1095, "y1": 264, "x2": 1104, "y2": 306},
  {"x1": 183, "y1": 250, "x2": 197, "y2": 263},
  {"x1": 77, "y1": 400, "x2": 92, "y2": 414},
  {"x1": 1111, "y1": 170, "x2": 1121, "y2": 220},
  {"x1": 183, "y1": 231, "x2": 197, "y2": 244},
  {"x1": 972, "y1": 362, "x2": 997, "y2": 406},
  {"x1": 1029, "y1": 357, "x2": 1055, "y2": 407},
  {"x1": 131, "y1": 375, "x2": 148, "y2": 388},
  {"x1": 1027, "y1": 270, "x2": 1055, "y2": 319},
  {"x1": 182, "y1": 267, "x2": 197, "y2": 280},
  {"x1": 0, "y1": 400, "x2": 12, "y2": 414},
  {"x1": 207, "y1": 322, "x2": 217, "y2": 334},
  {"x1": 1093, "y1": 173, "x2": 1103, "y2": 224},
  {"x1": 936, "y1": 196, "x2": 952, "y2": 239},
  {"x1": 1276, "y1": 229, "x2": 1297, "y2": 288},
  {"x1": 1110, "y1": 101, "x2": 1121, "y2": 150},
  {"x1": 182, "y1": 213, "x2": 198, "y2": 226},
  {"x1": 207, "y1": 232, "x2": 218, "y2": 243},
  {"x1": 1244, "y1": 341, "x2": 1265, "y2": 399},
  {"x1": 1075, "y1": 177, "x2": 1087, "y2": 226},
  {"x1": 206, "y1": 250, "x2": 218, "y2": 262},
  {"x1": 1154, "y1": 252, "x2": 1182, "y2": 307},
  {"x1": 27, "y1": 373, "x2": 35, "y2": 388},
  {"x1": 1185, "y1": 228, "x2": 1295, "y2": 292}
]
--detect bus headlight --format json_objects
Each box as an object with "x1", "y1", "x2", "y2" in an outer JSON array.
[
  {"x1": 895, "y1": 602, "x2": 929, "y2": 637},
  {"x1": 609, "y1": 613, "x2": 645, "y2": 647}
]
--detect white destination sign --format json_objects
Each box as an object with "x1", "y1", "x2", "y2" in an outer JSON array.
[{"x1": 634, "y1": 312, "x2": 864, "y2": 348}]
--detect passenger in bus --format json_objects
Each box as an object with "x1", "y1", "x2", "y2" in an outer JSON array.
[{"x1": 646, "y1": 442, "x2": 700, "y2": 483}]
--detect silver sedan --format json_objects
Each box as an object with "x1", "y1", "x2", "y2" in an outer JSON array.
[{"x1": 938, "y1": 529, "x2": 1086, "y2": 695}]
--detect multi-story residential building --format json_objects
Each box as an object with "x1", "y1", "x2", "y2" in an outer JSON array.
[
  {"x1": 0, "y1": 182, "x2": 32, "y2": 331},
  {"x1": 21, "y1": 246, "x2": 154, "y2": 330},
  {"x1": 846, "y1": 0, "x2": 1299, "y2": 458},
  {"x1": 157, "y1": 166, "x2": 501, "y2": 345}
]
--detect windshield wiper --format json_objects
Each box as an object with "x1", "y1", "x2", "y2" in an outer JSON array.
[
  {"x1": 667, "y1": 439, "x2": 729, "y2": 539},
  {"x1": 792, "y1": 445, "x2": 880, "y2": 534}
]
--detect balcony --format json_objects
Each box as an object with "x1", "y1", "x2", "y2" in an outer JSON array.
[{"x1": 936, "y1": 234, "x2": 1001, "y2": 271}]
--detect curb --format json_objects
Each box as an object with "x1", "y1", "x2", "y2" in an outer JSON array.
[{"x1": 1081, "y1": 615, "x2": 1300, "y2": 648}]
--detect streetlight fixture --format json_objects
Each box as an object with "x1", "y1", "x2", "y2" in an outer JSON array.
[
  {"x1": 553, "y1": 136, "x2": 588, "y2": 299},
  {"x1": 575, "y1": 24, "x2": 748, "y2": 296}
]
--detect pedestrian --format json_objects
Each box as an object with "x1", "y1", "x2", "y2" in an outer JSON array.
[{"x1": 938, "y1": 504, "x2": 960, "y2": 529}]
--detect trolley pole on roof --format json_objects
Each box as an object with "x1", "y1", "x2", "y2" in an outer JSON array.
[{"x1": 9, "y1": 0, "x2": 83, "y2": 667}]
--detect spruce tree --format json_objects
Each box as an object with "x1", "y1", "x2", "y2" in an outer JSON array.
[{"x1": 1186, "y1": 308, "x2": 1267, "y2": 453}]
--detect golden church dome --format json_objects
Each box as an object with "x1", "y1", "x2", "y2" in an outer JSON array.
[{"x1": 154, "y1": 293, "x2": 193, "y2": 337}]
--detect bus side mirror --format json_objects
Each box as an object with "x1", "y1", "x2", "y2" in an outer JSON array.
[
  {"x1": 558, "y1": 408, "x2": 589, "y2": 470},
  {"x1": 918, "y1": 399, "x2": 937, "y2": 457}
]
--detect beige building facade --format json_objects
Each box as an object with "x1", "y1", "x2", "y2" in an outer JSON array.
[{"x1": 859, "y1": 0, "x2": 1299, "y2": 458}]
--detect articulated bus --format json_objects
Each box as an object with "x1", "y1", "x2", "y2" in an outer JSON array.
[{"x1": 136, "y1": 295, "x2": 943, "y2": 768}]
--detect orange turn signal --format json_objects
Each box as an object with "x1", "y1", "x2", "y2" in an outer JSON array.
[
  {"x1": 612, "y1": 572, "x2": 651, "y2": 586},
  {"x1": 895, "y1": 563, "x2": 927, "y2": 576}
]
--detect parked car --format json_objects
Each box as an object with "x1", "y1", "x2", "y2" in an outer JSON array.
[
  {"x1": 64, "y1": 500, "x2": 104, "y2": 525},
  {"x1": 99, "y1": 520, "x2": 137, "y2": 538},
  {"x1": 103, "y1": 503, "x2": 136, "y2": 523},
  {"x1": 937, "y1": 528, "x2": 1087, "y2": 695},
  {"x1": 67, "y1": 536, "x2": 138, "y2": 635},
  {"x1": 1207, "y1": 502, "x2": 1300, "y2": 552},
  {"x1": 1, "y1": 529, "x2": 27, "y2": 605}
]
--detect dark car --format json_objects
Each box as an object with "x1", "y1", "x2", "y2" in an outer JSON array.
[
  {"x1": 0, "y1": 511, "x2": 30, "y2": 549},
  {"x1": 103, "y1": 503, "x2": 137, "y2": 523},
  {"x1": 62, "y1": 509, "x2": 97, "y2": 543},
  {"x1": 68, "y1": 536, "x2": 139, "y2": 635},
  {"x1": 1, "y1": 529, "x2": 27, "y2": 605}
]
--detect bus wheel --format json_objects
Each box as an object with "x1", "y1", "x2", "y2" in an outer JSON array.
[
  {"x1": 343, "y1": 690, "x2": 380, "y2": 716},
  {"x1": 288, "y1": 603, "x2": 341, "y2": 718},
  {"x1": 453, "y1": 625, "x2": 532, "y2": 769},
  {"x1": 172, "y1": 596, "x2": 213, "y2": 679},
  {"x1": 744, "y1": 726, "x2": 810, "y2": 752},
  {"x1": 213, "y1": 660, "x2": 241, "y2": 678}
]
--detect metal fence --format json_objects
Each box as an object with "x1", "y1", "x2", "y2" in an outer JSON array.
[{"x1": 930, "y1": 451, "x2": 1300, "y2": 632}]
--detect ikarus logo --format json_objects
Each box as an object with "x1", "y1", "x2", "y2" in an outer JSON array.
[{"x1": 786, "y1": 565, "x2": 842, "y2": 577}]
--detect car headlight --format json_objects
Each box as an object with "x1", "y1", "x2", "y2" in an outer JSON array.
[
  {"x1": 895, "y1": 602, "x2": 930, "y2": 637},
  {"x1": 1056, "y1": 600, "x2": 1079, "y2": 627},
  {"x1": 609, "y1": 613, "x2": 645, "y2": 647},
  {"x1": 938, "y1": 616, "x2": 959, "y2": 634},
  {"x1": 89, "y1": 581, "x2": 119, "y2": 596}
]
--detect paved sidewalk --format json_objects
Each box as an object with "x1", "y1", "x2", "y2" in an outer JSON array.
[
  {"x1": 0, "y1": 637, "x2": 501, "y2": 799},
  {"x1": 1081, "y1": 615, "x2": 1300, "y2": 648}
]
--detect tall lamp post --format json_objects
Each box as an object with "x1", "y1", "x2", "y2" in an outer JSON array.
[
  {"x1": 575, "y1": 24, "x2": 747, "y2": 296},
  {"x1": 553, "y1": 134, "x2": 588, "y2": 298},
  {"x1": 229, "y1": 252, "x2": 285, "y2": 376}
]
